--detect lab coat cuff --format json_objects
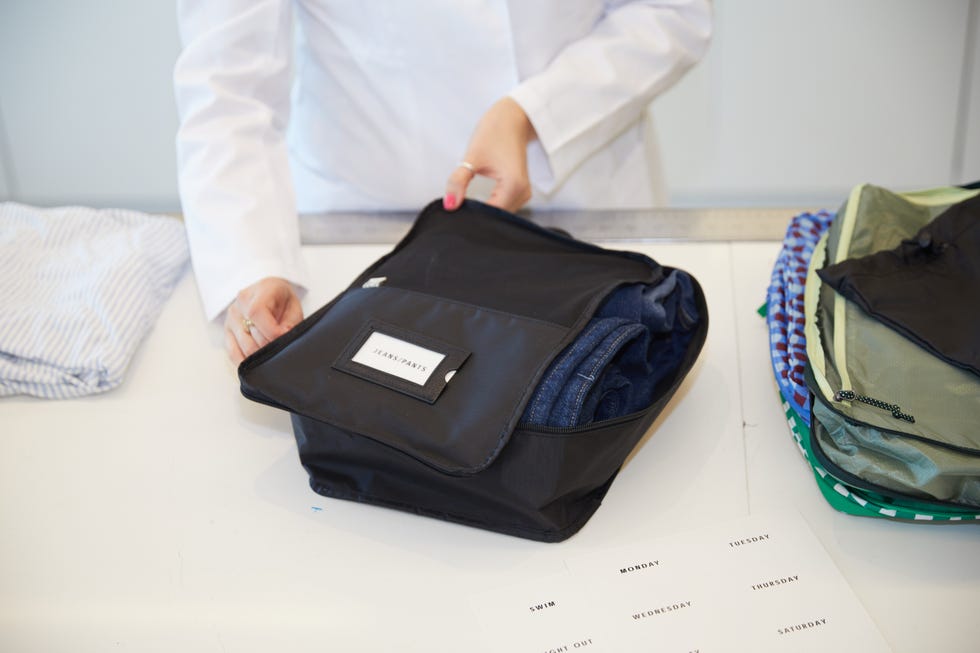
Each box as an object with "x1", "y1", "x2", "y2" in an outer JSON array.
[{"x1": 509, "y1": 84, "x2": 583, "y2": 197}]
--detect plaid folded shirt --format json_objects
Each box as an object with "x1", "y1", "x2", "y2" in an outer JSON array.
[{"x1": 766, "y1": 210, "x2": 834, "y2": 424}]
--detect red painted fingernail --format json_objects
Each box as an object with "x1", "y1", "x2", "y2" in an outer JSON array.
[{"x1": 443, "y1": 193, "x2": 457, "y2": 210}]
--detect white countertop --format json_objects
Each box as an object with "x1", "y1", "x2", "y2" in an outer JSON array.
[{"x1": 2, "y1": 239, "x2": 977, "y2": 652}]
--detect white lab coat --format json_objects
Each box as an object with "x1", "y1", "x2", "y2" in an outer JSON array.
[{"x1": 174, "y1": 0, "x2": 712, "y2": 320}]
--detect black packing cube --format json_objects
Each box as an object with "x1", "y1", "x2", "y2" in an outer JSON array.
[{"x1": 239, "y1": 200, "x2": 708, "y2": 541}]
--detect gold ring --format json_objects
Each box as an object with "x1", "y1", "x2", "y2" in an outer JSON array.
[
  {"x1": 242, "y1": 316, "x2": 255, "y2": 334},
  {"x1": 458, "y1": 161, "x2": 476, "y2": 173}
]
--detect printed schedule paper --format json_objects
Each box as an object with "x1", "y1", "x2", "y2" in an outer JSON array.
[{"x1": 469, "y1": 513, "x2": 891, "y2": 652}]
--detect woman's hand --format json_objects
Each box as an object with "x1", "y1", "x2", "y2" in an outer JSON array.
[
  {"x1": 224, "y1": 276, "x2": 303, "y2": 365},
  {"x1": 444, "y1": 97, "x2": 537, "y2": 213}
]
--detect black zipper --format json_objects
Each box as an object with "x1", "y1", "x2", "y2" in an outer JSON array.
[
  {"x1": 517, "y1": 289, "x2": 708, "y2": 438},
  {"x1": 804, "y1": 364, "x2": 980, "y2": 457},
  {"x1": 820, "y1": 390, "x2": 980, "y2": 456},
  {"x1": 517, "y1": 410, "x2": 646, "y2": 435},
  {"x1": 833, "y1": 389, "x2": 915, "y2": 423}
]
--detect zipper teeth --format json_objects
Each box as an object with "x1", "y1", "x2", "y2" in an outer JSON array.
[
  {"x1": 833, "y1": 389, "x2": 915, "y2": 423},
  {"x1": 819, "y1": 391, "x2": 980, "y2": 457},
  {"x1": 517, "y1": 411, "x2": 642, "y2": 435}
]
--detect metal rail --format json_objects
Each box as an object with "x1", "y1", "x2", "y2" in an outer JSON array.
[{"x1": 298, "y1": 207, "x2": 807, "y2": 245}]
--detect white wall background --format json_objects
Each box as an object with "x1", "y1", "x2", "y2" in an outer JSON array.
[
  {"x1": 0, "y1": 1, "x2": 977, "y2": 212},
  {"x1": 962, "y1": 0, "x2": 980, "y2": 182},
  {"x1": 657, "y1": 0, "x2": 979, "y2": 207},
  {"x1": 0, "y1": 1, "x2": 181, "y2": 211}
]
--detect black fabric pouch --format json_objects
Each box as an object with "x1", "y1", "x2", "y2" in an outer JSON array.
[
  {"x1": 817, "y1": 193, "x2": 980, "y2": 376},
  {"x1": 239, "y1": 200, "x2": 708, "y2": 541}
]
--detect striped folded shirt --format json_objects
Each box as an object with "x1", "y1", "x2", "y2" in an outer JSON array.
[{"x1": 0, "y1": 203, "x2": 189, "y2": 398}]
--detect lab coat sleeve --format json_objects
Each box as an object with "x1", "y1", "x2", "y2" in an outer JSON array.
[
  {"x1": 174, "y1": 0, "x2": 309, "y2": 321},
  {"x1": 508, "y1": 0, "x2": 712, "y2": 195}
]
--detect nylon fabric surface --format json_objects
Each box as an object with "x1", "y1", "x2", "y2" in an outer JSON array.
[
  {"x1": 819, "y1": 193, "x2": 980, "y2": 376},
  {"x1": 240, "y1": 199, "x2": 708, "y2": 540},
  {"x1": 811, "y1": 398, "x2": 980, "y2": 508},
  {"x1": 781, "y1": 400, "x2": 980, "y2": 521},
  {"x1": 814, "y1": 187, "x2": 980, "y2": 451},
  {"x1": 804, "y1": 185, "x2": 980, "y2": 511}
]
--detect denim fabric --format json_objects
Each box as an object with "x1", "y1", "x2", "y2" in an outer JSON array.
[{"x1": 522, "y1": 271, "x2": 700, "y2": 427}]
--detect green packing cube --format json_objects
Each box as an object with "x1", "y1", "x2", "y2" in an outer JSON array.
[{"x1": 804, "y1": 183, "x2": 980, "y2": 517}]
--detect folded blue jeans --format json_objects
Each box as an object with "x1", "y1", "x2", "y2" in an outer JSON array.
[{"x1": 522, "y1": 271, "x2": 700, "y2": 427}]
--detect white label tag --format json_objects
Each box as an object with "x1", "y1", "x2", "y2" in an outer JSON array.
[{"x1": 351, "y1": 331, "x2": 446, "y2": 386}]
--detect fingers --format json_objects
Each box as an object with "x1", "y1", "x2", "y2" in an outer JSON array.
[
  {"x1": 223, "y1": 277, "x2": 305, "y2": 365},
  {"x1": 280, "y1": 298, "x2": 303, "y2": 334},
  {"x1": 446, "y1": 159, "x2": 532, "y2": 213},
  {"x1": 487, "y1": 177, "x2": 532, "y2": 213},
  {"x1": 447, "y1": 97, "x2": 537, "y2": 214},
  {"x1": 247, "y1": 304, "x2": 286, "y2": 346},
  {"x1": 225, "y1": 328, "x2": 246, "y2": 366},
  {"x1": 225, "y1": 304, "x2": 261, "y2": 364},
  {"x1": 444, "y1": 163, "x2": 475, "y2": 211}
]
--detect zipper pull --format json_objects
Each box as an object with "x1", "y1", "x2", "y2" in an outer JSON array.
[{"x1": 833, "y1": 389, "x2": 915, "y2": 424}]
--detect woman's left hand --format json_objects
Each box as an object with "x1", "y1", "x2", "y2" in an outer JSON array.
[
  {"x1": 444, "y1": 97, "x2": 537, "y2": 213},
  {"x1": 224, "y1": 276, "x2": 303, "y2": 365}
]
